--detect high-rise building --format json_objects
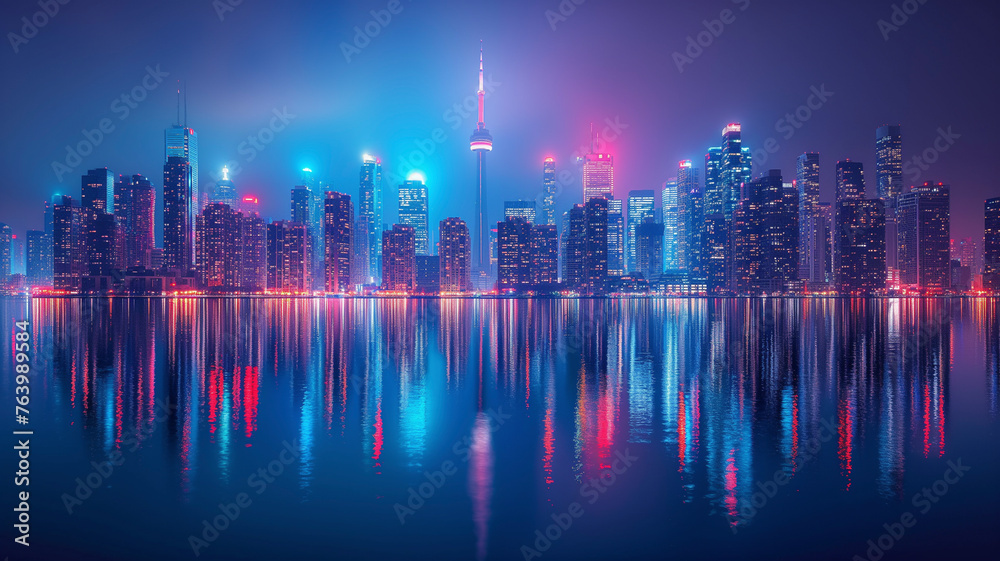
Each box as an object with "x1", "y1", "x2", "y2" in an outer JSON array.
[
  {"x1": 530, "y1": 224, "x2": 559, "y2": 286},
  {"x1": 84, "y1": 210, "x2": 117, "y2": 277},
  {"x1": 241, "y1": 195, "x2": 260, "y2": 217},
  {"x1": 415, "y1": 256, "x2": 440, "y2": 294},
  {"x1": 212, "y1": 166, "x2": 238, "y2": 208},
  {"x1": 541, "y1": 158, "x2": 557, "y2": 225},
  {"x1": 195, "y1": 203, "x2": 241, "y2": 292},
  {"x1": 504, "y1": 200, "x2": 536, "y2": 224},
  {"x1": 797, "y1": 153, "x2": 821, "y2": 279},
  {"x1": 240, "y1": 212, "x2": 266, "y2": 293},
  {"x1": 606, "y1": 198, "x2": 625, "y2": 277},
  {"x1": 677, "y1": 161, "x2": 701, "y2": 275},
  {"x1": 266, "y1": 221, "x2": 310, "y2": 293},
  {"x1": 582, "y1": 136, "x2": 614, "y2": 203},
  {"x1": 82, "y1": 168, "x2": 113, "y2": 212},
  {"x1": 0, "y1": 223, "x2": 11, "y2": 280},
  {"x1": 359, "y1": 155, "x2": 383, "y2": 283},
  {"x1": 635, "y1": 219, "x2": 664, "y2": 282},
  {"x1": 124, "y1": 174, "x2": 156, "y2": 269},
  {"x1": 470, "y1": 43, "x2": 494, "y2": 281},
  {"x1": 9, "y1": 234, "x2": 24, "y2": 276},
  {"x1": 324, "y1": 191, "x2": 353, "y2": 293},
  {"x1": 732, "y1": 170, "x2": 798, "y2": 294},
  {"x1": 439, "y1": 217, "x2": 471, "y2": 293},
  {"x1": 984, "y1": 198, "x2": 1000, "y2": 292},
  {"x1": 562, "y1": 205, "x2": 587, "y2": 291},
  {"x1": 627, "y1": 189, "x2": 655, "y2": 273},
  {"x1": 398, "y1": 177, "x2": 430, "y2": 256},
  {"x1": 802, "y1": 202, "x2": 834, "y2": 287},
  {"x1": 52, "y1": 196, "x2": 83, "y2": 290},
  {"x1": 897, "y1": 182, "x2": 950, "y2": 293},
  {"x1": 382, "y1": 224, "x2": 416, "y2": 292},
  {"x1": 25, "y1": 230, "x2": 53, "y2": 286},
  {"x1": 703, "y1": 147, "x2": 723, "y2": 216},
  {"x1": 835, "y1": 160, "x2": 865, "y2": 202},
  {"x1": 662, "y1": 180, "x2": 679, "y2": 271},
  {"x1": 584, "y1": 197, "x2": 609, "y2": 294},
  {"x1": 702, "y1": 213, "x2": 728, "y2": 294},
  {"x1": 720, "y1": 124, "x2": 752, "y2": 220},
  {"x1": 163, "y1": 156, "x2": 194, "y2": 274},
  {"x1": 290, "y1": 183, "x2": 318, "y2": 287},
  {"x1": 835, "y1": 198, "x2": 886, "y2": 295},
  {"x1": 876, "y1": 126, "x2": 903, "y2": 277},
  {"x1": 497, "y1": 216, "x2": 532, "y2": 290}
]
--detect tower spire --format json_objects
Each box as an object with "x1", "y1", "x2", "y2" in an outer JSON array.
[
  {"x1": 477, "y1": 40, "x2": 485, "y2": 126},
  {"x1": 176, "y1": 81, "x2": 181, "y2": 127}
]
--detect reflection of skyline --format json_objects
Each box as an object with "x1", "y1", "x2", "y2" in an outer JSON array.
[{"x1": 26, "y1": 297, "x2": 995, "y2": 529}]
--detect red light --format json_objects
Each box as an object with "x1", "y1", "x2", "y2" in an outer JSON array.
[{"x1": 544, "y1": 157, "x2": 554, "y2": 163}]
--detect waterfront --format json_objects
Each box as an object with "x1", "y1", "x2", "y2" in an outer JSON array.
[{"x1": 2, "y1": 297, "x2": 998, "y2": 560}]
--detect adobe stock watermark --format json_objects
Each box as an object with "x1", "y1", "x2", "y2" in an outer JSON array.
[
  {"x1": 852, "y1": 458, "x2": 970, "y2": 561},
  {"x1": 51, "y1": 65, "x2": 170, "y2": 182},
  {"x1": 187, "y1": 440, "x2": 302, "y2": 557},
  {"x1": 61, "y1": 399, "x2": 177, "y2": 514},
  {"x1": 393, "y1": 408, "x2": 511, "y2": 525},
  {"x1": 673, "y1": 0, "x2": 751, "y2": 73},
  {"x1": 7, "y1": 0, "x2": 71, "y2": 54},
  {"x1": 213, "y1": 0, "x2": 244, "y2": 22},
  {"x1": 211, "y1": 107, "x2": 297, "y2": 183},
  {"x1": 545, "y1": 0, "x2": 587, "y2": 31},
  {"x1": 519, "y1": 448, "x2": 639, "y2": 560},
  {"x1": 752, "y1": 84, "x2": 835, "y2": 171},
  {"x1": 902, "y1": 126, "x2": 960, "y2": 185},
  {"x1": 340, "y1": 0, "x2": 407, "y2": 63},
  {"x1": 728, "y1": 417, "x2": 837, "y2": 532},
  {"x1": 877, "y1": 0, "x2": 929, "y2": 42}
]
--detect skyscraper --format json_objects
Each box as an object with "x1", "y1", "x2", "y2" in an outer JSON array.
[
  {"x1": 606, "y1": 198, "x2": 625, "y2": 277},
  {"x1": 897, "y1": 182, "x2": 950, "y2": 293},
  {"x1": 627, "y1": 189, "x2": 655, "y2": 273},
  {"x1": 541, "y1": 158, "x2": 557, "y2": 225},
  {"x1": 82, "y1": 168, "x2": 113, "y2": 212},
  {"x1": 504, "y1": 200, "x2": 536, "y2": 224},
  {"x1": 835, "y1": 160, "x2": 865, "y2": 202},
  {"x1": 636, "y1": 219, "x2": 664, "y2": 282},
  {"x1": 195, "y1": 203, "x2": 241, "y2": 292},
  {"x1": 562, "y1": 205, "x2": 586, "y2": 291},
  {"x1": 720, "y1": 124, "x2": 751, "y2": 220},
  {"x1": 985, "y1": 198, "x2": 1000, "y2": 292},
  {"x1": 266, "y1": 221, "x2": 310, "y2": 293},
  {"x1": 584, "y1": 197, "x2": 609, "y2": 294},
  {"x1": 703, "y1": 147, "x2": 723, "y2": 216},
  {"x1": 497, "y1": 216, "x2": 532, "y2": 291},
  {"x1": 415, "y1": 256, "x2": 440, "y2": 294},
  {"x1": 470, "y1": 42, "x2": 494, "y2": 281},
  {"x1": 125, "y1": 174, "x2": 156, "y2": 269},
  {"x1": 439, "y1": 217, "x2": 471, "y2": 293},
  {"x1": 398, "y1": 177, "x2": 430, "y2": 256},
  {"x1": 382, "y1": 224, "x2": 416, "y2": 292},
  {"x1": 25, "y1": 230, "x2": 53, "y2": 286},
  {"x1": 240, "y1": 212, "x2": 266, "y2": 293},
  {"x1": 582, "y1": 132, "x2": 614, "y2": 203},
  {"x1": 677, "y1": 160, "x2": 701, "y2": 275},
  {"x1": 530, "y1": 224, "x2": 559, "y2": 286},
  {"x1": 212, "y1": 166, "x2": 238, "y2": 208},
  {"x1": 0, "y1": 223, "x2": 10, "y2": 280},
  {"x1": 731, "y1": 170, "x2": 797, "y2": 294},
  {"x1": 324, "y1": 191, "x2": 353, "y2": 293},
  {"x1": 52, "y1": 196, "x2": 82, "y2": 290},
  {"x1": 835, "y1": 198, "x2": 886, "y2": 295},
  {"x1": 875, "y1": 126, "x2": 903, "y2": 200},
  {"x1": 661, "y1": 180, "x2": 679, "y2": 271},
  {"x1": 797, "y1": 153, "x2": 821, "y2": 280},
  {"x1": 359, "y1": 155, "x2": 383, "y2": 283},
  {"x1": 165, "y1": 120, "x2": 198, "y2": 265},
  {"x1": 163, "y1": 156, "x2": 194, "y2": 274}
]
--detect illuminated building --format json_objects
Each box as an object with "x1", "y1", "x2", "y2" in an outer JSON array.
[
  {"x1": 985, "y1": 197, "x2": 1000, "y2": 292},
  {"x1": 212, "y1": 166, "x2": 238, "y2": 208},
  {"x1": 241, "y1": 195, "x2": 260, "y2": 217},
  {"x1": 359, "y1": 154, "x2": 383, "y2": 283},
  {"x1": 720, "y1": 123, "x2": 751, "y2": 220},
  {"x1": 541, "y1": 158, "x2": 556, "y2": 225},
  {"x1": 582, "y1": 132, "x2": 614, "y2": 203},
  {"x1": 195, "y1": 203, "x2": 241, "y2": 292},
  {"x1": 439, "y1": 217, "x2": 471, "y2": 292},
  {"x1": 876, "y1": 125, "x2": 903, "y2": 276},
  {"x1": 398, "y1": 176, "x2": 430, "y2": 256},
  {"x1": 0, "y1": 223, "x2": 10, "y2": 279},
  {"x1": 677, "y1": 160, "x2": 701, "y2": 275},
  {"x1": 240, "y1": 213, "x2": 266, "y2": 292},
  {"x1": 25, "y1": 230, "x2": 52, "y2": 286},
  {"x1": 123, "y1": 174, "x2": 156, "y2": 269},
  {"x1": 82, "y1": 168, "x2": 113, "y2": 212},
  {"x1": 731, "y1": 171, "x2": 797, "y2": 294},
  {"x1": 635, "y1": 219, "x2": 664, "y2": 282},
  {"x1": 470, "y1": 42, "x2": 494, "y2": 281},
  {"x1": 497, "y1": 216, "x2": 532, "y2": 290},
  {"x1": 530, "y1": 224, "x2": 558, "y2": 286},
  {"x1": 606, "y1": 198, "x2": 624, "y2": 276},
  {"x1": 835, "y1": 198, "x2": 886, "y2": 295},
  {"x1": 415, "y1": 256, "x2": 440, "y2": 294},
  {"x1": 324, "y1": 191, "x2": 353, "y2": 293},
  {"x1": 504, "y1": 200, "x2": 536, "y2": 224},
  {"x1": 84, "y1": 209, "x2": 117, "y2": 277},
  {"x1": 584, "y1": 197, "x2": 609, "y2": 294},
  {"x1": 836, "y1": 160, "x2": 865, "y2": 202},
  {"x1": 627, "y1": 189, "x2": 655, "y2": 273},
  {"x1": 267, "y1": 220, "x2": 310, "y2": 292},
  {"x1": 797, "y1": 153, "x2": 820, "y2": 280},
  {"x1": 562, "y1": 205, "x2": 586, "y2": 290},
  {"x1": 163, "y1": 156, "x2": 194, "y2": 274},
  {"x1": 382, "y1": 224, "x2": 416, "y2": 292},
  {"x1": 897, "y1": 182, "x2": 950, "y2": 293},
  {"x1": 661, "y1": 179, "x2": 679, "y2": 272}
]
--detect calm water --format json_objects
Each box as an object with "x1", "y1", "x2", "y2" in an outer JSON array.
[{"x1": 2, "y1": 297, "x2": 999, "y2": 560}]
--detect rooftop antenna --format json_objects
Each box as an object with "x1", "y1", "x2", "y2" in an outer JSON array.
[
  {"x1": 590, "y1": 123, "x2": 595, "y2": 153},
  {"x1": 175, "y1": 81, "x2": 181, "y2": 126},
  {"x1": 183, "y1": 80, "x2": 188, "y2": 127}
]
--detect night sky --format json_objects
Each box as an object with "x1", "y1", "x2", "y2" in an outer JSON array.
[{"x1": 3, "y1": 0, "x2": 998, "y2": 243}]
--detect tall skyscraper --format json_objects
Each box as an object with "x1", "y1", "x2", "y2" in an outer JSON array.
[
  {"x1": 626, "y1": 189, "x2": 655, "y2": 273},
  {"x1": 530, "y1": 224, "x2": 559, "y2": 286},
  {"x1": 52, "y1": 196, "x2": 82, "y2": 290},
  {"x1": 562, "y1": 205, "x2": 587, "y2": 290},
  {"x1": 195, "y1": 203, "x2": 241, "y2": 292},
  {"x1": 497, "y1": 216, "x2": 532, "y2": 290},
  {"x1": 876, "y1": 125, "x2": 903, "y2": 277},
  {"x1": 797, "y1": 153, "x2": 821, "y2": 279},
  {"x1": 240, "y1": 212, "x2": 266, "y2": 293},
  {"x1": 541, "y1": 158, "x2": 556, "y2": 225},
  {"x1": 661, "y1": 180, "x2": 679, "y2": 271},
  {"x1": 606, "y1": 198, "x2": 625, "y2": 277},
  {"x1": 398, "y1": 177, "x2": 430, "y2": 256},
  {"x1": 163, "y1": 156, "x2": 194, "y2": 274},
  {"x1": 0, "y1": 223, "x2": 11, "y2": 280},
  {"x1": 720, "y1": 124, "x2": 751, "y2": 220},
  {"x1": 359, "y1": 155, "x2": 383, "y2": 284},
  {"x1": 84, "y1": 208, "x2": 117, "y2": 277},
  {"x1": 165, "y1": 118, "x2": 198, "y2": 265},
  {"x1": 382, "y1": 224, "x2": 416, "y2": 292},
  {"x1": 439, "y1": 217, "x2": 471, "y2": 293},
  {"x1": 82, "y1": 168, "x2": 113, "y2": 212},
  {"x1": 470, "y1": 42, "x2": 494, "y2": 280},
  {"x1": 835, "y1": 198, "x2": 886, "y2": 295},
  {"x1": 584, "y1": 197, "x2": 609, "y2": 294},
  {"x1": 212, "y1": 166, "x2": 238, "y2": 208},
  {"x1": 582, "y1": 131, "x2": 614, "y2": 203},
  {"x1": 266, "y1": 221, "x2": 310, "y2": 293},
  {"x1": 324, "y1": 191, "x2": 353, "y2": 293},
  {"x1": 677, "y1": 160, "x2": 701, "y2": 275},
  {"x1": 25, "y1": 230, "x2": 53, "y2": 286},
  {"x1": 897, "y1": 182, "x2": 950, "y2": 293},
  {"x1": 703, "y1": 147, "x2": 723, "y2": 216},
  {"x1": 731, "y1": 170, "x2": 797, "y2": 294},
  {"x1": 124, "y1": 174, "x2": 156, "y2": 269},
  {"x1": 504, "y1": 200, "x2": 536, "y2": 224},
  {"x1": 984, "y1": 198, "x2": 1000, "y2": 292},
  {"x1": 835, "y1": 160, "x2": 866, "y2": 202},
  {"x1": 636, "y1": 219, "x2": 664, "y2": 282}
]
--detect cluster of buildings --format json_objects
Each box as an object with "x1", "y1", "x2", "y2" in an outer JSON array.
[{"x1": 2, "y1": 49, "x2": 999, "y2": 297}]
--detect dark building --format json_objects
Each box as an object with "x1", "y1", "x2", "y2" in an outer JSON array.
[
  {"x1": 897, "y1": 182, "x2": 951, "y2": 293},
  {"x1": 415, "y1": 256, "x2": 440, "y2": 294},
  {"x1": 530, "y1": 224, "x2": 559, "y2": 286},
  {"x1": 25, "y1": 230, "x2": 53, "y2": 286},
  {"x1": 561, "y1": 205, "x2": 587, "y2": 291},
  {"x1": 163, "y1": 156, "x2": 194, "y2": 274},
  {"x1": 381, "y1": 224, "x2": 416, "y2": 292},
  {"x1": 985, "y1": 197, "x2": 1000, "y2": 292},
  {"x1": 635, "y1": 220, "x2": 664, "y2": 282},
  {"x1": 52, "y1": 196, "x2": 82, "y2": 291},
  {"x1": 0, "y1": 223, "x2": 10, "y2": 280},
  {"x1": 439, "y1": 217, "x2": 471, "y2": 292},
  {"x1": 876, "y1": 126, "x2": 903, "y2": 276},
  {"x1": 731, "y1": 171, "x2": 797, "y2": 294},
  {"x1": 124, "y1": 174, "x2": 156, "y2": 269},
  {"x1": 324, "y1": 191, "x2": 353, "y2": 293},
  {"x1": 82, "y1": 168, "x2": 113, "y2": 212},
  {"x1": 835, "y1": 198, "x2": 886, "y2": 295},
  {"x1": 497, "y1": 216, "x2": 532, "y2": 290},
  {"x1": 797, "y1": 153, "x2": 821, "y2": 280},
  {"x1": 84, "y1": 209, "x2": 117, "y2": 277},
  {"x1": 835, "y1": 160, "x2": 865, "y2": 202},
  {"x1": 702, "y1": 213, "x2": 728, "y2": 294},
  {"x1": 584, "y1": 197, "x2": 609, "y2": 294}
]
